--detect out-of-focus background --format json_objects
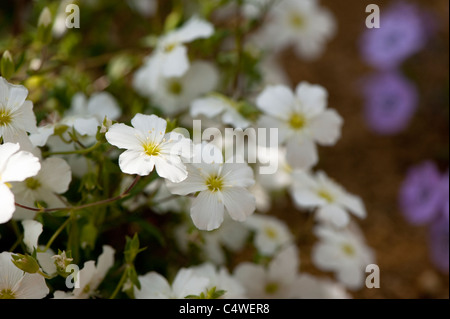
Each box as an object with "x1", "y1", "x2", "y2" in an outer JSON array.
[
  {"x1": 274, "y1": 0, "x2": 449, "y2": 298},
  {"x1": 1, "y1": 0, "x2": 448, "y2": 299}
]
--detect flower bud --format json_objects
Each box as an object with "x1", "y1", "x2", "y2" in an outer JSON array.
[
  {"x1": 11, "y1": 254, "x2": 40, "y2": 274},
  {"x1": 1, "y1": 50, "x2": 14, "y2": 79}
]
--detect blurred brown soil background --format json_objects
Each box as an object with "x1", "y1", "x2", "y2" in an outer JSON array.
[{"x1": 271, "y1": 0, "x2": 449, "y2": 298}]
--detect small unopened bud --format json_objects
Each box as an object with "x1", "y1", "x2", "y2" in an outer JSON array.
[
  {"x1": 1, "y1": 50, "x2": 14, "y2": 79},
  {"x1": 100, "y1": 117, "x2": 113, "y2": 134},
  {"x1": 11, "y1": 254, "x2": 40, "y2": 274},
  {"x1": 38, "y1": 7, "x2": 52, "y2": 28}
]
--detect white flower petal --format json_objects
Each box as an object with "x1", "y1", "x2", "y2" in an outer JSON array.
[
  {"x1": 316, "y1": 205, "x2": 351, "y2": 228},
  {"x1": 39, "y1": 157, "x2": 72, "y2": 194},
  {"x1": 22, "y1": 220, "x2": 43, "y2": 253},
  {"x1": 191, "y1": 191, "x2": 225, "y2": 231},
  {"x1": 309, "y1": 109, "x2": 343, "y2": 146},
  {"x1": 175, "y1": 17, "x2": 215, "y2": 43},
  {"x1": 286, "y1": 136, "x2": 318, "y2": 170},
  {"x1": 256, "y1": 85, "x2": 295, "y2": 120},
  {"x1": 338, "y1": 194, "x2": 367, "y2": 219},
  {"x1": 0, "y1": 184, "x2": 15, "y2": 224},
  {"x1": 13, "y1": 272, "x2": 49, "y2": 299},
  {"x1": 166, "y1": 164, "x2": 208, "y2": 195},
  {"x1": 131, "y1": 113, "x2": 167, "y2": 144},
  {"x1": 221, "y1": 163, "x2": 255, "y2": 188},
  {"x1": 222, "y1": 187, "x2": 255, "y2": 222},
  {"x1": 296, "y1": 82, "x2": 328, "y2": 116},
  {"x1": 172, "y1": 268, "x2": 210, "y2": 298},
  {"x1": 88, "y1": 92, "x2": 121, "y2": 121},
  {"x1": 153, "y1": 155, "x2": 188, "y2": 183},
  {"x1": 257, "y1": 115, "x2": 292, "y2": 143},
  {"x1": 106, "y1": 123, "x2": 143, "y2": 150},
  {"x1": 190, "y1": 96, "x2": 227, "y2": 118},
  {"x1": 1, "y1": 148, "x2": 40, "y2": 183},
  {"x1": 135, "y1": 272, "x2": 172, "y2": 299},
  {"x1": 118, "y1": 150, "x2": 155, "y2": 176},
  {"x1": 222, "y1": 108, "x2": 251, "y2": 129},
  {"x1": 73, "y1": 117, "x2": 100, "y2": 136},
  {"x1": 161, "y1": 45, "x2": 190, "y2": 78}
]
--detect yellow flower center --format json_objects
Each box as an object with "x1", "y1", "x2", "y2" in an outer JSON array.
[
  {"x1": 342, "y1": 243, "x2": 356, "y2": 257},
  {"x1": 164, "y1": 43, "x2": 177, "y2": 53},
  {"x1": 290, "y1": 13, "x2": 305, "y2": 29},
  {"x1": 206, "y1": 175, "x2": 224, "y2": 193},
  {"x1": 143, "y1": 141, "x2": 161, "y2": 157},
  {"x1": 264, "y1": 227, "x2": 278, "y2": 240},
  {"x1": 0, "y1": 288, "x2": 16, "y2": 299},
  {"x1": 265, "y1": 282, "x2": 279, "y2": 295},
  {"x1": 318, "y1": 190, "x2": 334, "y2": 203},
  {"x1": 288, "y1": 113, "x2": 306, "y2": 130},
  {"x1": 168, "y1": 80, "x2": 183, "y2": 96},
  {"x1": 0, "y1": 108, "x2": 12, "y2": 127},
  {"x1": 25, "y1": 177, "x2": 41, "y2": 190}
]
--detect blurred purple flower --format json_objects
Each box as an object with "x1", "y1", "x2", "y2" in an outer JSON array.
[
  {"x1": 362, "y1": 72, "x2": 418, "y2": 135},
  {"x1": 429, "y1": 216, "x2": 449, "y2": 274},
  {"x1": 440, "y1": 171, "x2": 449, "y2": 223},
  {"x1": 399, "y1": 161, "x2": 444, "y2": 225},
  {"x1": 360, "y1": 1, "x2": 428, "y2": 70}
]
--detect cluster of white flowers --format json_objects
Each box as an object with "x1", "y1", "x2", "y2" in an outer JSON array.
[{"x1": 0, "y1": 0, "x2": 374, "y2": 300}]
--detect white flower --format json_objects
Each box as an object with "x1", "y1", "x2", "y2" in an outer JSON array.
[
  {"x1": 257, "y1": 82, "x2": 343, "y2": 169},
  {"x1": 134, "y1": 60, "x2": 219, "y2": 116},
  {"x1": 293, "y1": 274, "x2": 351, "y2": 299},
  {"x1": 191, "y1": 263, "x2": 246, "y2": 299},
  {"x1": 21, "y1": 220, "x2": 57, "y2": 276},
  {"x1": 191, "y1": 95, "x2": 251, "y2": 129},
  {"x1": 106, "y1": 114, "x2": 192, "y2": 183},
  {"x1": 290, "y1": 170, "x2": 366, "y2": 228},
  {"x1": 64, "y1": 92, "x2": 122, "y2": 136},
  {"x1": 0, "y1": 252, "x2": 49, "y2": 299},
  {"x1": 234, "y1": 244, "x2": 300, "y2": 299},
  {"x1": 12, "y1": 154, "x2": 72, "y2": 220},
  {"x1": 245, "y1": 214, "x2": 293, "y2": 256},
  {"x1": 135, "y1": 268, "x2": 209, "y2": 299},
  {"x1": 0, "y1": 77, "x2": 37, "y2": 142},
  {"x1": 312, "y1": 224, "x2": 375, "y2": 290},
  {"x1": 167, "y1": 144, "x2": 256, "y2": 231},
  {"x1": 0, "y1": 143, "x2": 41, "y2": 224},
  {"x1": 255, "y1": 0, "x2": 336, "y2": 60},
  {"x1": 54, "y1": 245, "x2": 115, "y2": 299},
  {"x1": 153, "y1": 17, "x2": 214, "y2": 78},
  {"x1": 38, "y1": 7, "x2": 52, "y2": 28}
]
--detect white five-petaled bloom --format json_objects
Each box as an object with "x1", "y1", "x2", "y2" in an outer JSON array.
[
  {"x1": 153, "y1": 16, "x2": 214, "y2": 78},
  {"x1": 190, "y1": 95, "x2": 251, "y2": 129},
  {"x1": 53, "y1": 245, "x2": 115, "y2": 299},
  {"x1": 133, "y1": 60, "x2": 219, "y2": 116},
  {"x1": 245, "y1": 214, "x2": 293, "y2": 257},
  {"x1": 290, "y1": 170, "x2": 366, "y2": 228},
  {"x1": 0, "y1": 143, "x2": 41, "y2": 224},
  {"x1": 12, "y1": 150, "x2": 72, "y2": 220},
  {"x1": 257, "y1": 82, "x2": 343, "y2": 169},
  {"x1": 135, "y1": 268, "x2": 210, "y2": 299},
  {"x1": 106, "y1": 114, "x2": 192, "y2": 183},
  {"x1": 0, "y1": 77, "x2": 37, "y2": 142},
  {"x1": 0, "y1": 252, "x2": 49, "y2": 299},
  {"x1": 234, "y1": 244, "x2": 301, "y2": 299},
  {"x1": 255, "y1": 0, "x2": 336, "y2": 60},
  {"x1": 167, "y1": 144, "x2": 256, "y2": 231},
  {"x1": 312, "y1": 223, "x2": 375, "y2": 291}
]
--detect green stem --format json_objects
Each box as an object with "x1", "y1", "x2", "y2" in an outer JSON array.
[
  {"x1": 110, "y1": 267, "x2": 129, "y2": 299},
  {"x1": 43, "y1": 217, "x2": 72, "y2": 252},
  {"x1": 15, "y1": 176, "x2": 141, "y2": 214},
  {"x1": 43, "y1": 141, "x2": 103, "y2": 157}
]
